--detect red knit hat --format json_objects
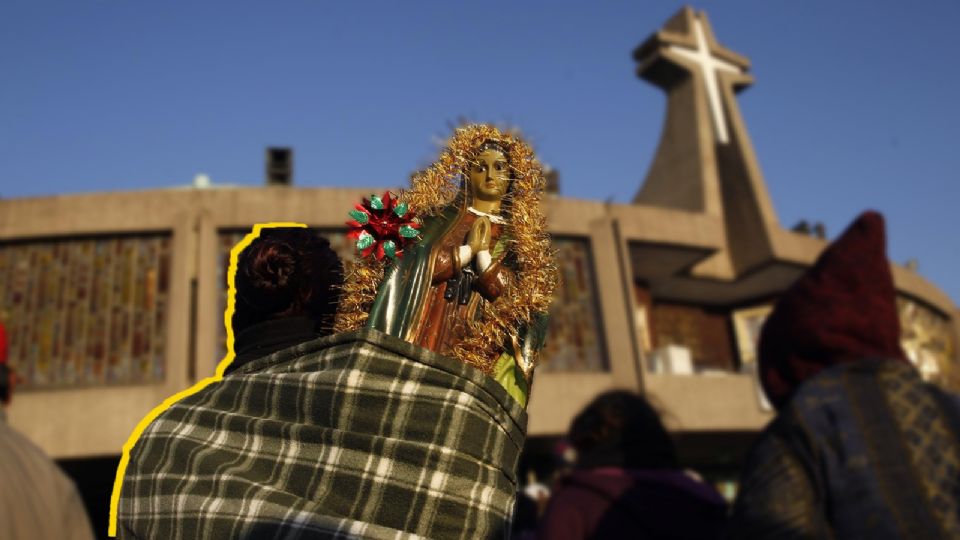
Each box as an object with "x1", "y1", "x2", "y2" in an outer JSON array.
[{"x1": 758, "y1": 211, "x2": 908, "y2": 410}]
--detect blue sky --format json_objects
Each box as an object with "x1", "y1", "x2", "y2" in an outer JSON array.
[{"x1": 2, "y1": 1, "x2": 958, "y2": 305}]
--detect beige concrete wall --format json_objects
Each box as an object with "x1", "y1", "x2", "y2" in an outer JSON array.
[
  {"x1": 645, "y1": 374, "x2": 773, "y2": 431},
  {"x1": 194, "y1": 210, "x2": 221, "y2": 379},
  {"x1": 1, "y1": 188, "x2": 956, "y2": 453},
  {"x1": 954, "y1": 309, "x2": 960, "y2": 365},
  {"x1": 3, "y1": 206, "x2": 195, "y2": 457},
  {"x1": 612, "y1": 204, "x2": 724, "y2": 249},
  {"x1": 527, "y1": 373, "x2": 622, "y2": 435}
]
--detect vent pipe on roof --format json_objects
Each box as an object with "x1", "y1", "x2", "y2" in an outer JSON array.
[
  {"x1": 266, "y1": 147, "x2": 293, "y2": 186},
  {"x1": 543, "y1": 165, "x2": 560, "y2": 194}
]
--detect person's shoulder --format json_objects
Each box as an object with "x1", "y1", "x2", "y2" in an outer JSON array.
[
  {"x1": 0, "y1": 420, "x2": 82, "y2": 499},
  {"x1": 785, "y1": 358, "x2": 908, "y2": 414},
  {"x1": 0, "y1": 417, "x2": 45, "y2": 454},
  {"x1": 126, "y1": 379, "x2": 235, "y2": 462},
  {"x1": 0, "y1": 420, "x2": 65, "y2": 475}
]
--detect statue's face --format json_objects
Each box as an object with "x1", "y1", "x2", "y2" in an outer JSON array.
[{"x1": 468, "y1": 148, "x2": 510, "y2": 203}]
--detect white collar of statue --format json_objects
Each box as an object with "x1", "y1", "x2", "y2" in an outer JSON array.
[{"x1": 468, "y1": 206, "x2": 506, "y2": 225}]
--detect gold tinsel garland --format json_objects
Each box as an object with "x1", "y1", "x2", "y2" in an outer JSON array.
[
  {"x1": 334, "y1": 124, "x2": 559, "y2": 374},
  {"x1": 332, "y1": 258, "x2": 385, "y2": 333}
]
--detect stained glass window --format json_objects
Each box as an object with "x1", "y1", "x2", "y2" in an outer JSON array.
[
  {"x1": 540, "y1": 237, "x2": 607, "y2": 371},
  {"x1": 0, "y1": 234, "x2": 171, "y2": 388},
  {"x1": 898, "y1": 295, "x2": 957, "y2": 388}
]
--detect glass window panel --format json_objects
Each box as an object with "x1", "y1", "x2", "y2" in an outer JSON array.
[
  {"x1": 0, "y1": 234, "x2": 171, "y2": 389},
  {"x1": 540, "y1": 237, "x2": 607, "y2": 372},
  {"x1": 898, "y1": 296, "x2": 957, "y2": 388}
]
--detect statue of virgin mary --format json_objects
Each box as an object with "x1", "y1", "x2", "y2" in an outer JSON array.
[{"x1": 335, "y1": 125, "x2": 558, "y2": 405}]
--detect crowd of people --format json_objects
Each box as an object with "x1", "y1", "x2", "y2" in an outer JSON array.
[
  {"x1": 4, "y1": 208, "x2": 959, "y2": 539},
  {"x1": 518, "y1": 211, "x2": 960, "y2": 539}
]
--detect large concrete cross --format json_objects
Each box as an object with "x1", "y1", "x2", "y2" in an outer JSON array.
[
  {"x1": 633, "y1": 7, "x2": 783, "y2": 279},
  {"x1": 668, "y1": 18, "x2": 743, "y2": 144}
]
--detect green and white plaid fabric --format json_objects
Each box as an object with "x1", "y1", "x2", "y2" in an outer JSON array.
[{"x1": 118, "y1": 329, "x2": 527, "y2": 539}]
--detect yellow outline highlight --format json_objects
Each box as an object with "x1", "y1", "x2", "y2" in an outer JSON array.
[{"x1": 108, "y1": 222, "x2": 307, "y2": 537}]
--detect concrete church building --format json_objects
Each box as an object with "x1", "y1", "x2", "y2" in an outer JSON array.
[{"x1": 1, "y1": 6, "x2": 957, "y2": 525}]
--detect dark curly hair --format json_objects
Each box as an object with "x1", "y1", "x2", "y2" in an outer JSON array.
[
  {"x1": 569, "y1": 390, "x2": 678, "y2": 470},
  {"x1": 232, "y1": 228, "x2": 343, "y2": 334}
]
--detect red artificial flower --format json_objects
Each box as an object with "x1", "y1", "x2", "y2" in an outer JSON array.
[{"x1": 345, "y1": 191, "x2": 421, "y2": 260}]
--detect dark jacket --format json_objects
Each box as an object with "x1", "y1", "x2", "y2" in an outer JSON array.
[{"x1": 727, "y1": 359, "x2": 960, "y2": 539}]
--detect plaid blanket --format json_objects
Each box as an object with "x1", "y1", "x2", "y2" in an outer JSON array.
[{"x1": 118, "y1": 329, "x2": 528, "y2": 539}]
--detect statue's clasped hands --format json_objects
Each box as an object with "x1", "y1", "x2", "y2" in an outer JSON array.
[{"x1": 466, "y1": 217, "x2": 493, "y2": 273}]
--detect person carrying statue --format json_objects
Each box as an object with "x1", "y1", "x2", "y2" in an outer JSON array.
[{"x1": 115, "y1": 125, "x2": 557, "y2": 539}]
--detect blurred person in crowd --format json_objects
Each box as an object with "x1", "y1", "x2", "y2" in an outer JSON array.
[
  {"x1": 513, "y1": 489, "x2": 540, "y2": 540},
  {"x1": 537, "y1": 390, "x2": 727, "y2": 539},
  {"x1": 0, "y1": 320, "x2": 96, "y2": 539},
  {"x1": 727, "y1": 211, "x2": 960, "y2": 539},
  {"x1": 117, "y1": 227, "x2": 343, "y2": 538},
  {"x1": 514, "y1": 470, "x2": 553, "y2": 539}
]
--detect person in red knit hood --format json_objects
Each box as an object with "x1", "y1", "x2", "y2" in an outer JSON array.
[{"x1": 727, "y1": 211, "x2": 960, "y2": 539}]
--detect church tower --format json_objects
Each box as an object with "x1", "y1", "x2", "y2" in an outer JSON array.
[{"x1": 634, "y1": 7, "x2": 781, "y2": 279}]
